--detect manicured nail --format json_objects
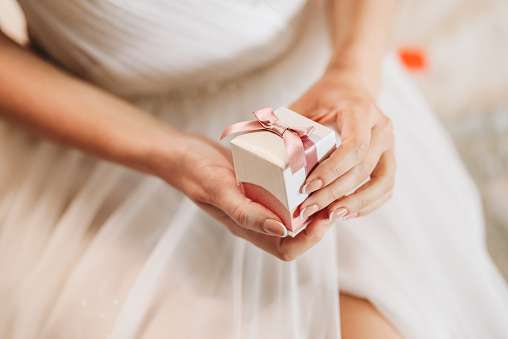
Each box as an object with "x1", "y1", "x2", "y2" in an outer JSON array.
[
  {"x1": 303, "y1": 179, "x2": 323, "y2": 194},
  {"x1": 344, "y1": 212, "x2": 359, "y2": 221},
  {"x1": 299, "y1": 204, "x2": 319, "y2": 220},
  {"x1": 328, "y1": 208, "x2": 348, "y2": 222},
  {"x1": 263, "y1": 219, "x2": 288, "y2": 237}
]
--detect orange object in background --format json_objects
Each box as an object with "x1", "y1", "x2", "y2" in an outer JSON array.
[{"x1": 398, "y1": 47, "x2": 428, "y2": 72}]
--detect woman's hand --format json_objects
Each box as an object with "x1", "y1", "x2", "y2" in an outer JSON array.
[
  {"x1": 291, "y1": 67, "x2": 396, "y2": 223},
  {"x1": 0, "y1": 30, "x2": 335, "y2": 262},
  {"x1": 151, "y1": 133, "x2": 335, "y2": 262}
]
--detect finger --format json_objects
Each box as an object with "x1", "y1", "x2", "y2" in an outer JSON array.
[
  {"x1": 300, "y1": 124, "x2": 388, "y2": 215},
  {"x1": 289, "y1": 99, "x2": 336, "y2": 125},
  {"x1": 331, "y1": 190, "x2": 393, "y2": 223},
  {"x1": 216, "y1": 209, "x2": 335, "y2": 262},
  {"x1": 272, "y1": 209, "x2": 333, "y2": 261},
  {"x1": 214, "y1": 184, "x2": 289, "y2": 238},
  {"x1": 306, "y1": 107, "x2": 338, "y2": 125},
  {"x1": 327, "y1": 150, "x2": 396, "y2": 221},
  {"x1": 357, "y1": 189, "x2": 393, "y2": 216},
  {"x1": 289, "y1": 96, "x2": 319, "y2": 117},
  {"x1": 303, "y1": 104, "x2": 374, "y2": 195}
]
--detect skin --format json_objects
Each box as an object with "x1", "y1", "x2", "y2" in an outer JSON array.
[
  {"x1": 298, "y1": 1, "x2": 401, "y2": 337},
  {"x1": 0, "y1": 0, "x2": 401, "y2": 337},
  {"x1": 339, "y1": 293, "x2": 402, "y2": 339},
  {"x1": 294, "y1": 0, "x2": 397, "y2": 224}
]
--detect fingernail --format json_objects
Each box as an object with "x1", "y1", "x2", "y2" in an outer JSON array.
[
  {"x1": 344, "y1": 212, "x2": 359, "y2": 221},
  {"x1": 299, "y1": 204, "x2": 319, "y2": 220},
  {"x1": 328, "y1": 208, "x2": 348, "y2": 222},
  {"x1": 263, "y1": 219, "x2": 288, "y2": 237},
  {"x1": 303, "y1": 179, "x2": 323, "y2": 194}
]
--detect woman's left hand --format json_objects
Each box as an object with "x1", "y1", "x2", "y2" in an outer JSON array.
[{"x1": 290, "y1": 66, "x2": 396, "y2": 223}]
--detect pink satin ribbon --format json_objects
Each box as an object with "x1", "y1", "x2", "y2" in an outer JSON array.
[{"x1": 221, "y1": 107, "x2": 318, "y2": 175}]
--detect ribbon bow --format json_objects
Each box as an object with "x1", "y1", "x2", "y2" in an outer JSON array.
[{"x1": 221, "y1": 107, "x2": 316, "y2": 174}]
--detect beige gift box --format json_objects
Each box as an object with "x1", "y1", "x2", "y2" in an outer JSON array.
[{"x1": 226, "y1": 107, "x2": 336, "y2": 237}]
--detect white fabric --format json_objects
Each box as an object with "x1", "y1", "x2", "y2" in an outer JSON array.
[
  {"x1": 1, "y1": 0, "x2": 508, "y2": 338},
  {"x1": 17, "y1": 0, "x2": 307, "y2": 96}
]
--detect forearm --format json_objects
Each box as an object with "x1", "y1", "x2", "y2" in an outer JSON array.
[
  {"x1": 0, "y1": 31, "x2": 184, "y2": 176},
  {"x1": 327, "y1": 0, "x2": 398, "y2": 95}
]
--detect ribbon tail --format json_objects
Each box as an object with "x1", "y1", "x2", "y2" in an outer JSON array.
[
  {"x1": 283, "y1": 132, "x2": 306, "y2": 174},
  {"x1": 220, "y1": 120, "x2": 264, "y2": 139},
  {"x1": 302, "y1": 136, "x2": 318, "y2": 175}
]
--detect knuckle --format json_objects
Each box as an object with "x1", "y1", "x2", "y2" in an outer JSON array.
[
  {"x1": 356, "y1": 209, "x2": 370, "y2": 217},
  {"x1": 195, "y1": 182, "x2": 224, "y2": 207},
  {"x1": 386, "y1": 120, "x2": 394, "y2": 134},
  {"x1": 227, "y1": 224, "x2": 241, "y2": 237},
  {"x1": 348, "y1": 140, "x2": 368, "y2": 161},
  {"x1": 382, "y1": 116, "x2": 393, "y2": 130},
  {"x1": 386, "y1": 176, "x2": 395, "y2": 190},
  {"x1": 232, "y1": 203, "x2": 250, "y2": 229},
  {"x1": 382, "y1": 117, "x2": 395, "y2": 143},
  {"x1": 355, "y1": 196, "x2": 367, "y2": 210},
  {"x1": 318, "y1": 158, "x2": 341, "y2": 183},
  {"x1": 363, "y1": 101, "x2": 378, "y2": 119},
  {"x1": 277, "y1": 249, "x2": 297, "y2": 262},
  {"x1": 356, "y1": 162, "x2": 372, "y2": 181},
  {"x1": 189, "y1": 182, "x2": 211, "y2": 204},
  {"x1": 327, "y1": 189, "x2": 342, "y2": 202},
  {"x1": 308, "y1": 231, "x2": 324, "y2": 245},
  {"x1": 352, "y1": 99, "x2": 373, "y2": 113},
  {"x1": 281, "y1": 254, "x2": 296, "y2": 262},
  {"x1": 207, "y1": 189, "x2": 220, "y2": 206},
  {"x1": 379, "y1": 174, "x2": 395, "y2": 192},
  {"x1": 328, "y1": 163, "x2": 343, "y2": 181},
  {"x1": 220, "y1": 217, "x2": 243, "y2": 237},
  {"x1": 195, "y1": 192, "x2": 213, "y2": 207}
]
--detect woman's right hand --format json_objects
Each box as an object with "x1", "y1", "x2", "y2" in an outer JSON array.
[
  {"x1": 151, "y1": 133, "x2": 334, "y2": 262},
  {"x1": 0, "y1": 32, "x2": 332, "y2": 262}
]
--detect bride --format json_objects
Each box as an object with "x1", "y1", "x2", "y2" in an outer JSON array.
[{"x1": 1, "y1": 0, "x2": 507, "y2": 338}]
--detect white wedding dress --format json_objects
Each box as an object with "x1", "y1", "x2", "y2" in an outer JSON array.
[{"x1": 1, "y1": 0, "x2": 508, "y2": 338}]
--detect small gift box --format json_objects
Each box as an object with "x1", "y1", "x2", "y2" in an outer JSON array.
[{"x1": 221, "y1": 107, "x2": 336, "y2": 237}]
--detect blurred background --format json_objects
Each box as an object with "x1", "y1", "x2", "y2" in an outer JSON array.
[
  {"x1": 1, "y1": 0, "x2": 507, "y2": 279},
  {"x1": 392, "y1": 0, "x2": 508, "y2": 280}
]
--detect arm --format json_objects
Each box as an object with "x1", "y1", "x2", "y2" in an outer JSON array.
[
  {"x1": 0, "y1": 30, "x2": 181, "y2": 175},
  {"x1": 327, "y1": 0, "x2": 398, "y2": 97},
  {"x1": 292, "y1": 0, "x2": 398, "y2": 225},
  {"x1": 0, "y1": 30, "x2": 337, "y2": 261}
]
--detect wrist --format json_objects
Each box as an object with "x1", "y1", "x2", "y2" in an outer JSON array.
[
  {"x1": 326, "y1": 36, "x2": 385, "y2": 97},
  {"x1": 143, "y1": 125, "x2": 190, "y2": 179},
  {"x1": 323, "y1": 60, "x2": 382, "y2": 100}
]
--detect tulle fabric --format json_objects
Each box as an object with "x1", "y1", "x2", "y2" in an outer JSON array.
[{"x1": 1, "y1": 0, "x2": 508, "y2": 338}]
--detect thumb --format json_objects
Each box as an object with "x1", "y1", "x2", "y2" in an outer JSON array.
[{"x1": 218, "y1": 185, "x2": 288, "y2": 238}]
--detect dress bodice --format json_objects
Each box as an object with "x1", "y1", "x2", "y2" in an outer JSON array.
[{"x1": 17, "y1": 0, "x2": 308, "y2": 96}]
